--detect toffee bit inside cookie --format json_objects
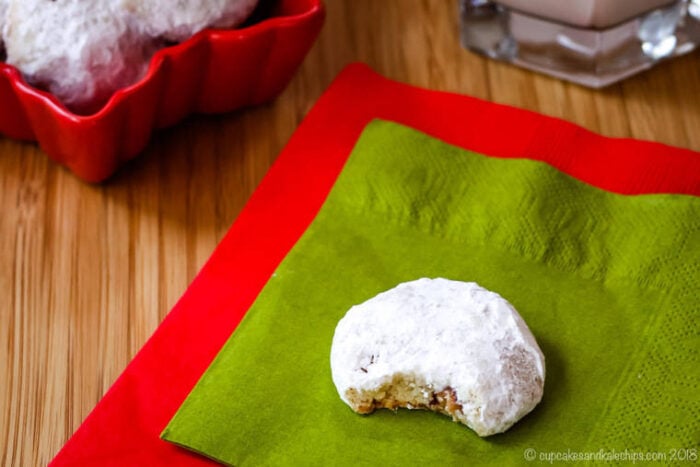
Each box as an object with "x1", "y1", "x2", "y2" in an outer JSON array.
[{"x1": 345, "y1": 374, "x2": 466, "y2": 422}]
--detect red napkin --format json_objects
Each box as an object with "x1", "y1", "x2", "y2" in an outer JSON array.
[{"x1": 49, "y1": 63, "x2": 700, "y2": 466}]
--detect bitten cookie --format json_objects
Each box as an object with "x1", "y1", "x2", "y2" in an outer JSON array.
[{"x1": 330, "y1": 278, "x2": 545, "y2": 437}]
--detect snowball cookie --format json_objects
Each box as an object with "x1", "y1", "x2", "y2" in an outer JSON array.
[
  {"x1": 120, "y1": 0, "x2": 259, "y2": 43},
  {"x1": 3, "y1": 0, "x2": 159, "y2": 112},
  {"x1": 0, "y1": 0, "x2": 7, "y2": 50},
  {"x1": 330, "y1": 278, "x2": 545, "y2": 437}
]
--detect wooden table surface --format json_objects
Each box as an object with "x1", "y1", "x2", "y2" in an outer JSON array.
[{"x1": 1, "y1": 1, "x2": 699, "y2": 465}]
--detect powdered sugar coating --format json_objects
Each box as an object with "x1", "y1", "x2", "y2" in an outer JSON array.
[
  {"x1": 1, "y1": 0, "x2": 258, "y2": 112},
  {"x1": 330, "y1": 278, "x2": 545, "y2": 436},
  {"x1": 3, "y1": 0, "x2": 159, "y2": 112},
  {"x1": 0, "y1": 0, "x2": 7, "y2": 51},
  {"x1": 120, "y1": 0, "x2": 259, "y2": 42}
]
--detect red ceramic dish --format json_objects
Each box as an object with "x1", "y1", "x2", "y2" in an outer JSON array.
[{"x1": 0, "y1": 0, "x2": 325, "y2": 182}]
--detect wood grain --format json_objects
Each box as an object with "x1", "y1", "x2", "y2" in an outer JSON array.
[{"x1": 1, "y1": 1, "x2": 699, "y2": 465}]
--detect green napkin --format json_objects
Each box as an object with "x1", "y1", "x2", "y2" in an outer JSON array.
[{"x1": 162, "y1": 120, "x2": 699, "y2": 466}]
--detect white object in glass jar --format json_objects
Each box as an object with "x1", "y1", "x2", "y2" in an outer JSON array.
[{"x1": 497, "y1": 0, "x2": 677, "y2": 28}]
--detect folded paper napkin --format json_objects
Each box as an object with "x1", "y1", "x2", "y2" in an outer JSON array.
[
  {"x1": 50, "y1": 64, "x2": 700, "y2": 466},
  {"x1": 161, "y1": 120, "x2": 699, "y2": 466}
]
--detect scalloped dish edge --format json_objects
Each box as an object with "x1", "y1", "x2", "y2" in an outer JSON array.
[{"x1": 0, "y1": 0, "x2": 325, "y2": 182}]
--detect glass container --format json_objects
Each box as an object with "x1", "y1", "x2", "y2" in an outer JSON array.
[{"x1": 459, "y1": 0, "x2": 700, "y2": 87}]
